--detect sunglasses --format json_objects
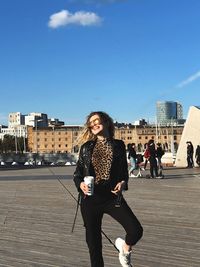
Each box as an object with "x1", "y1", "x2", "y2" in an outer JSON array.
[{"x1": 88, "y1": 118, "x2": 101, "y2": 129}]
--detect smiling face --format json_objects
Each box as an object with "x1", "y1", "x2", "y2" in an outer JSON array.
[{"x1": 88, "y1": 114, "x2": 104, "y2": 136}]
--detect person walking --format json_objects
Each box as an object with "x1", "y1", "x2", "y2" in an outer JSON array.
[
  {"x1": 186, "y1": 141, "x2": 194, "y2": 168},
  {"x1": 195, "y1": 145, "x2": 200, "y2": 167},
  {"x1": 147, "y1": 139, "x2": 159, "y2": 178},
  {"x1": 143, "y1": 143, "x2": 150, "y2": 170},
  {"x1": 127, "y1": 143, "x2": 137, "y2": 177},
  {"x1": 73, "y1": 111, "x2": 143, "y2": 267},
  {"x1": 156, "y1": 143, "x2": 165, "y2": 175}
]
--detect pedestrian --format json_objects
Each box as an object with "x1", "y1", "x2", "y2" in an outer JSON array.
[
  {"x1": 73, "y1": 111, "x2": 143, "y2": 267},
  {"x1": 195, "y1": 145, "x2": 200, "y2": 167},
  {"x1": 186, "y1": 141, "x2": 194, "y2": 168},
  {"x1": 147, "y1": 139, "x2": 159, "y2": 178},
  {"x1": 127, "y1": 143, "x2": 137, "y2": 177},
  {"x1": 143, "y1": 143, "x2": 150, "y2": 170},
  {"x1": 156, "y1": 143, "x2": 165, "y2": 174}
]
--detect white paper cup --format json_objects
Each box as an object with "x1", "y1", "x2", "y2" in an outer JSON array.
[{"x1": 84, "y1": 176, "x2": 94, "y2": 196}]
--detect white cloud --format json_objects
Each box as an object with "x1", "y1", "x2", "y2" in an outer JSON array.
[
  {"x1": 176, "y1": 70, "x2": 200, "y2": 88},
  {"x1": 48, "y1": 9, "x2": 102, "y2": 29}
]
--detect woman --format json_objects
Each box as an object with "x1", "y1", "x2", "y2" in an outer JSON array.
[
  {"x1": 127, "y1": 143, "x2": 137, "y2": 177},
  {"x1": 156, "y1": 143, "x2": 165, "y2": 173},
  {"x1": 195, "y1": 145, "x2": 200, "y2": 167},
  {"x1": 147, "y1": 139, "x2": 159, "y2": 178},
  {"x1": 186, "y1": 141, "x2": 194, "y2": 168},
  {"x1": 73, "y1": 111, "x2": 143, "y2": 267}
]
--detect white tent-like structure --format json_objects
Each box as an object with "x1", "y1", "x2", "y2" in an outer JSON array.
[{"x1": 175, "y1": 106, "x2": 200, "y2": 167}]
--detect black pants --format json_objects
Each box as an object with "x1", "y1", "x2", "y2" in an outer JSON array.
[
  {"x1": 187, "y1": 155, "x2": 194, "y2": 167},
  {"x1": 80, "y1": 193, "x2": 143, "y2": 267},
  {"x1": 149, "y1": 157, "x2": 158, "y2": 177}
]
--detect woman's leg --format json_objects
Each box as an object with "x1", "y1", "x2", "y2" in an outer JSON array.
[
  {"x1": 149, "y1": 160, "x2": 154, "y2": 177},
  {"x1": 129, "y1": 157, "x2": 136, "y2": 174},
  {"x1": 81, "y1": 198, "x2": 104, "y2": 267},
  {"x1": 153, "y1": 158, "x2": 159, "y2": 177},
  {"x1": 104, "y1": 197, "x2": 143, "y2": 247}
]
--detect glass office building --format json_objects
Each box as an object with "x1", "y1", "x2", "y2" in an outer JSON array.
[{"x1": 156, "y1": 101, "x2": 183, "y2": 125}]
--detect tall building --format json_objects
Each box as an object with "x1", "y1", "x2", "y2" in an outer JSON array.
[
  {"x1": 8, "y1": 112, "x2": 25, "y2": 127},
  {"x1": 156, "y1": 101, "x2": 184, "y2": 125},
  {"x1": 25, "y1": 113, "x2": 48, "y2": 127}
]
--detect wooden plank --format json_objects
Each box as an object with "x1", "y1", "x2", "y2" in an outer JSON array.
[{"x1": 0, "y1": 166, "x2": 199, "y2": 266}]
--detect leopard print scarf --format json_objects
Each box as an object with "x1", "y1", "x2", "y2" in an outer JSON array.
[{"x1": 92, "y1": 139, "x2": 113, "y2": 184}]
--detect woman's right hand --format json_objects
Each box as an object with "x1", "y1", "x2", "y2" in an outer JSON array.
[{"x1": 80, "y1": 182, "x2": 88, "y2": 195}]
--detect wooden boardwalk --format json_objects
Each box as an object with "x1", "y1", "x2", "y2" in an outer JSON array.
[{"x1": 0, "y1": 166, "x2": 199, "y2": 267}]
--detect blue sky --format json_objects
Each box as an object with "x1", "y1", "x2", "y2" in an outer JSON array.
[{"x1": 1, "y1": 0, "x2": 200, "y2": 125}]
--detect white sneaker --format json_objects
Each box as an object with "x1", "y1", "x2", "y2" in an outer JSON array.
[
  {"x1": 130, "y1": 174, "x2": 136, "y2": 177},
  {"x1": 115, "y1": 238, "x2": 133, "y2": 267}
]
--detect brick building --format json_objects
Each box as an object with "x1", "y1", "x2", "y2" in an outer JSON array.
[{"x1": 27, "y1": 124, "x2": 184, "y2": 153}]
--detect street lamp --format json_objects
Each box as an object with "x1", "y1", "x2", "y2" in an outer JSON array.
[
  {"x1": 51, "y1": 125, "x2": 55, "y2": 153},
  {"x1": 35, "y1": 118, "x2": 43, "y2": 153},
  {"x1": 29, "y1": 118, "x2": 43, "y2": 164},
  {"x1": 14, "y1": 126, "x2": 18, "y2": 154}
]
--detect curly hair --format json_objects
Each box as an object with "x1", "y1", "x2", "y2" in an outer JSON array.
[{"x1": 75, "y1": 111, "x2": 115, "y2": 145}]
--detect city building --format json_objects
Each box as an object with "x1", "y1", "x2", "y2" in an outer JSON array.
[
  {"x1": 27, "y1": 124, "x2": 184, "y2": 154},
  {"x1": 115, "y1": 124, "x2": 183, "y2": 152},
  {"x1": 0, "y1": 112, "x2": 49, "y2": 139},
  {"x1": 27, "y1": 125, "x2": 81, "y2": 153},
  {"x1": 156, "y1": 101, "x2": 184, "y2": 125},
  {"x1": 0, "y1": 109, "x2": 185, "y2": 155},
  {"x1": 48, "y1": 118, "x2": 64, "y2": 127},
  {"x1": 8, "y1": 112, "x2": 25, "y2": 127},
  {"x1": 25, "y1": 112, "x2": 48, "y2": 127}
]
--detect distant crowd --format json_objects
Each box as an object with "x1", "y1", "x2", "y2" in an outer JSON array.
[
  {"x1": 127, "y1": 140, "x2": 200, "y2": 179},
  {"x1": 127, "y1": 140, "x2": 165, "y2": 179},
  {"x1": 186, "y1": 141, "x2": 200, "y2": 168}
]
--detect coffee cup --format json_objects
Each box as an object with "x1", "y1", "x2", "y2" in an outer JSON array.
[{"x1": 84, "y1": 176, "x2": 94, "y2": 196}]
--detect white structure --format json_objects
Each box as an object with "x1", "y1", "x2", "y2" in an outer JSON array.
[
  {"x1": 1, "y1": 125, "x2": 27, "y2": 137},
  {"x1": 0, "y1": 112, "x2": 48, "y2": 140},
  {"x1": 8, "y1": 112, "x2": 25, "y2": 127},
  {"x1": 25, "y1": 112, "x2": 48, "y2": 127},
  {"x1": 175, "y1": 106, "x2": 200, "y2": 167}
]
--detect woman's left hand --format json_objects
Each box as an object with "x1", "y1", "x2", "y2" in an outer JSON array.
[{"x1": 111, "y1": 181, "x2": 126, "y2": 195}]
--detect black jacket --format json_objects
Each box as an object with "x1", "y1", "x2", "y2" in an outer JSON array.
[
  {"x1": 73, "y1": 139, "x2": 129, "y2": 194},
  {"x1": 128, "y1": 147, "x2": 137, "y2": 159}
]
